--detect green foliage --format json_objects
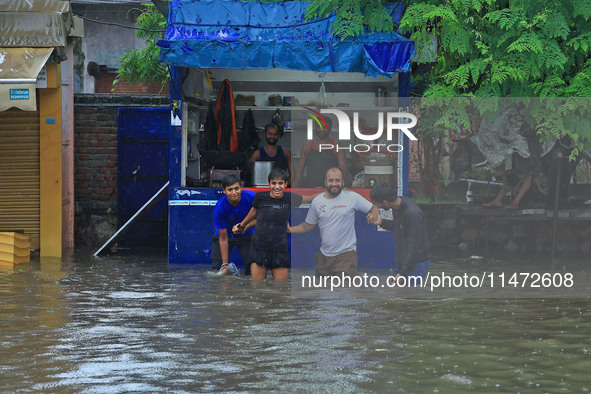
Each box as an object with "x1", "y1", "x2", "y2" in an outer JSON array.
[
  {"x1": 401, "y1": 0, "x2": 591, "y2": 153},
  {"x1": 115, "y1": 3, "x2": 169, "y2": 91},
  {"x1": 305, "y1": 0, "x2": 394, "y2": 39},
  {"x1": 123, "y1": 0, "x2": 396, "y2": 87}
]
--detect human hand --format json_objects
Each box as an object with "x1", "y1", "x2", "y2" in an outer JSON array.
[
  {"x1": 232, "y1": 224, "x2": 245, "y2": 234},
  {"x1": 366, "y1": 212, "x2": 382, "y2": 225},
  {"x1": 286, "y1": 224, "x2": 292, "y2": 233}
]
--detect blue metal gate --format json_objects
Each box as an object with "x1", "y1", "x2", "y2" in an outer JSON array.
[{"x1": 118, "y1": 108, "x2": 170, "y2": 248}]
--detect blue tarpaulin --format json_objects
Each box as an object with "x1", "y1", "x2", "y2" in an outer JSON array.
[{"x1": 157, "y1": 0, "x2": 415, "y2": 77}]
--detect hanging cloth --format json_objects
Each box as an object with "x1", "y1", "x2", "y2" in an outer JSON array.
[
  {"x1": 200, "y1": 101, "x2": 217, "y2": 152},
  {"x1": 239, "y1": 108, "x2": 260, "y2": 154},
  {"x1": 271, "y1": 108, "x2": 284, "y2": 137},
  {"x1": 215, "y1": 79, "x2": 238, "y2": 151}
]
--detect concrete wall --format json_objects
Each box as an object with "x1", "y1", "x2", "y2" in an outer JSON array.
[
  {"x1": 72, "y1": 3, "x2": 146, "y2": 93},
  {"x1": 423, "y1": 204, "x2": 591, "y2": 259},
  {"x1": 71, "y1": 2, "x2": 168, "y2": 94}
]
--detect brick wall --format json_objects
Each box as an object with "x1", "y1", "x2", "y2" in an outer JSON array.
[
  {"x1": 74, "y1": 94, "x2": 170, "y2": 204},
  {"x1": 74, "y1": 105, "x2": 119, "y2": 202},
  {"x1": 94, "y1": 73, "x2": 170, "y2": 95},
  {"x1": 73, "y1": 94, "x2": 170, "y2": 248}
]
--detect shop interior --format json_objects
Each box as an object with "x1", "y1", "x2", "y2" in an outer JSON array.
[{"x1": 180, "y1": 68, "x2": 404, "y2": 190}]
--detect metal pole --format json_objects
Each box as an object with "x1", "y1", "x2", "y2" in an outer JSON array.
[{"x1": 551, "y1": 153, "x2": 563, "y2": 259}]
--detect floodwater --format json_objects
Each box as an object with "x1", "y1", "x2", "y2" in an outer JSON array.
[{"x1": 1, "y1": 252, "x2": 590, "y2": 392}]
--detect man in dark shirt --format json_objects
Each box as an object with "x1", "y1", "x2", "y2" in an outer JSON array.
[
  {"x1": 234, "y1": 168, "x2": 317, "y2": 280},
  {"x1": 369, "y1": 183, "x2": 431, "y2": 285},
  {"x1": 292, "y1": 117, "x2": 347, "y2": 188},
  {"x1": 249, "y1": 123, "x2": 293, "y2": 184}
]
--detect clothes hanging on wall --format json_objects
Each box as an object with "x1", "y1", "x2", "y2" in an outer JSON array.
[
  {"x1": 271, "y1": 108, "x2": 284, "y2": 137},
  {"x1": 239, "y1": 108, "x2": 259, "y2": 154},
  {"x1": 200, "y1": 101, "x2": 217, "y2": 152},
  {"x1": 215, "y1": 79, "x2": 238, "y2": 151}
]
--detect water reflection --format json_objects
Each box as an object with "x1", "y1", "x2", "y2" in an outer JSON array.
[{"x1": 0, "y1": 253, "x2": 589, "y2": 392}]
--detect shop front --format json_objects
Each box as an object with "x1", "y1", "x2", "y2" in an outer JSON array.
[
  {"x1": 0, "y1": 0, "x2": 78, "y2": 258},
  {"x1": 158, "y1": 0, "x2": 416, "y2": 268}
]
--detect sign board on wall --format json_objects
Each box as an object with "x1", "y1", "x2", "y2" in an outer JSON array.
[
  {"x1": 0, "y1": 48, "x2": 53, "y2": 111},
  {"x1": 9, "y1": 88, "x2": 29, "y2": 100},
  {"x1": 1, "y1": 84, "x2": 36, "y2": 111}
]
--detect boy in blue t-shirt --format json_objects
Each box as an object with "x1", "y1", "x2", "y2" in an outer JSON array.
[{"x1": 212, "y1": 174, "x2": 255, "y2": 275}]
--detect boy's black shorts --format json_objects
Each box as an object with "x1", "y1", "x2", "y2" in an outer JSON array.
[{"x1": 248, "y1": 246, "x2": 290, "y2": 269}]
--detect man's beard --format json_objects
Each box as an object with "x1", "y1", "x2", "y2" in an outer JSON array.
[
  {"x1": 326, "y1": 184, "x2": 343, "y2": 196},
  {"x1": 266, "y1": 137, "x2": 278, "y2": 146}
]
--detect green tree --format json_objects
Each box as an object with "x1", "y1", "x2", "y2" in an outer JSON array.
[
  {"x1": 402, "y1": 0, "x2": 591, "y2": 98},
  {"x1": 396, "y1": 0, "x2": 591, "y2": 199},
  {"x1": 400, "y1": 0, "x2": 591, "y2": 153},
  {"x1": 119, "y1": 0, "x2": 396, "y2": 86},
  {"x1": 115, "y1": 3, "x2": 169, "y2": 91},
  {"x1": 305, "y1": 0, "x2": 395, "y2": 39}
]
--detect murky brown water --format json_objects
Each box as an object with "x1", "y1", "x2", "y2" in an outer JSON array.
[{"x1": 1, "y1": 253, "x2": 590, "y2": 392}]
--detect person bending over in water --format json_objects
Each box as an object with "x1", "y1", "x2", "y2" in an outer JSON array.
[{"x1": 211, "y1": 174, "x2": 255, "y2": 275}]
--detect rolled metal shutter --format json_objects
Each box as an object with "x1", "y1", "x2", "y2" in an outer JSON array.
[{"x1": 0, "y1": 108, "x2": 40, "y2": 249}]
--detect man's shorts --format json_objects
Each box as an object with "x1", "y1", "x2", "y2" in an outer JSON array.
[
  {"x1": 249, "y1": 246, "x2": 290, "y2": 269},
  {"x1": 315, "y1": 250, "x2": 358, "y2": 276},
  {"x1": 211, "y1": 234, "x2": 252, "y2": 275}
]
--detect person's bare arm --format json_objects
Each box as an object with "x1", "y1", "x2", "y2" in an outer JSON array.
[
  {"x1": 301, "y1": 192, "x2": 323, "y2": 204},
  {"x1": 366, "y1": 204, "x2": 380, "y2": 224},
  {"x1": 368, "y1": 214, "x2": 383, "y2": 226},
  {"x1": 249, "y1": 149, "x2": 260, "y2": 162},
  {"x1": 218, "y1": 228, "x2": 230, "y2": 274},
  {"x1": 233, "y1": 207, "x2": 258, "y2": 234},
  {"x1": 243, "y1": 219, "x2": 256, "y2": 231},
  {"x1": 288, "y1": 221, "x2": 317, "y2": 234}
]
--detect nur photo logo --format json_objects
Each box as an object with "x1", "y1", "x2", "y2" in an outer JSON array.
[{"x1": 305, "y1": 108, "x2": 418, "y2": 153}]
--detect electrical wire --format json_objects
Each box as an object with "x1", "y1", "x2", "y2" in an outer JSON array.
[
  {"x1": 74, "y1": 13, "x2": 166, "y2": 33},
  {"x1": 75, "y1": 12, "x2": 335, "y2": 33},
  {"x1": 175, "y1": 15, "x2": 333, "y2": 29}
]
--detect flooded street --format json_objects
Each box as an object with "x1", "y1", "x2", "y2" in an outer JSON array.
[{"x1": 1, "y1": 253, "x2": 590, "y2": 392}]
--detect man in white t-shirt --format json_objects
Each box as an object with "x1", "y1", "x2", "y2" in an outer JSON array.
[{"x1": 289, "y1": 167, "x2": 380, "y2": 276}]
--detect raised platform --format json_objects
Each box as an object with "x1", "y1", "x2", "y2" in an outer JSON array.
[
  {"x1": 0, "y1": 232, "x2": 31, "y2": 265},
  {"x1": 457, "y1": 205, "x2": 591, "y2": 257}
]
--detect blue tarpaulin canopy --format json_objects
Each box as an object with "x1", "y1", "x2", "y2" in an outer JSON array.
[{"x1": 157, "y1": 0, "x2": 415, "y2": 77}]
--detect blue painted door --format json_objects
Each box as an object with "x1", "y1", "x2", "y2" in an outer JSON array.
[{"x1": 118, "y1": 108, "x2": 170, "y2": 248}]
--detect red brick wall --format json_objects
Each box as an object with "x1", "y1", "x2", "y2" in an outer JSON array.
[
  {"x1": 74, "y1": 106, "x2": 119, "y2": 202},
  {"x1": 74, "y1": 94, "x2": 170, "y2": 204}
]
